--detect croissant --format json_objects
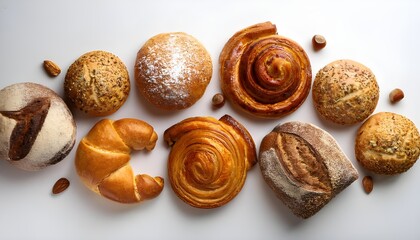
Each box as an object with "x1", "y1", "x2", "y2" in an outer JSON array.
[
  {"x1": 219, "y1": 22, "x2": 312, "y2": 118},
  {"x1": 75, "y1": 118, "x2": 164, "y2": 203},
  {"x1": 164, "y1": 115, "x2": 257, "y2": 208}
]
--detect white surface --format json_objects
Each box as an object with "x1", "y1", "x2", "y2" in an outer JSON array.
[{"x1": 0, "y1": 0, "x2": 419, "y2": 239}]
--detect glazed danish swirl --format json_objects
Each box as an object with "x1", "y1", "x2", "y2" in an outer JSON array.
[
  {"x1": 164, "y1": 115, "x2": 257, "y2": 208},
  {"x1": 219, "y1": 22, "x2": 312, "y2": 118}
]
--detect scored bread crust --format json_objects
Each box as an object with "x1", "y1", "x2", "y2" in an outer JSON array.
[
  {"x1": 0, "y1": 82, "x2": 76, "y2": 171},
  {"x1": 355, "y1": 112, "x2": 420, "y2": 175},
  {"x1": 259, "y1": 121, "x2": 358, "y2": 218},
  {"x1": 312, "y1": 59, "x2": 379, "y2": 125},
  {"x1": 64, "y1": 50, "x2": 130, "y2": 116}
]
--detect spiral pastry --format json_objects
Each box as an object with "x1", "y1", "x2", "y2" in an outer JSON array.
[
  {"x1": 219, "y1": 22, "x2": 312, "y2": 118},
  {"x1": 164, "y1": 115, "x2": 257, "y2": 208}
]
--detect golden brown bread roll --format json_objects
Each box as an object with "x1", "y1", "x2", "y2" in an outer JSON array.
[
  {"x1": 75, "y1": 118, "x2": 163, "y2": 203},
  {"x1": 0, "y1": 82, "x2": 76, "y2": 171},
  {"x1": 312, "y1": 59, "x2": 379, "y2": 125},
  {"x1": 164, "y1": 115, "x2": 257, "y2": 208},
  {"x1": 64, "y1": 50, "x2": 130, "y2": 116},
  {"x1": 135, "y1": 32, "x2": 213, "y2": 110},
  {"x1": 219, "y1": 22, "x2": 312, "y2": 118},
  {"x1": 259, "y1": 121, "x2": 359, "y2": 218},
  {"x1": 355, "y1": 112, "x2": 420, "y2": 175}
]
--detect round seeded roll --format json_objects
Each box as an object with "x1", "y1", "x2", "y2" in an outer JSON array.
[
  {"x1": 0, "y1": 82, "x2": 76, "y2": 171},
  {"x1": 134, "y1": 32, "x2": 213, "y2": 110},
  {"x1": 355, "y1": 112, "x2": 420, "y2": 175},
  {"x1": 64, "y1": 50, "x2": 130, "y2": 116},
  {"x1": 312, "y1": 59, "x2": 379, "y2": 125}
]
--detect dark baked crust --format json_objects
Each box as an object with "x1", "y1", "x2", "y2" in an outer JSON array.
[
  {"x1": 259, "y1": 121, "x2": 358, "y2": 218},
  {"x1": 1, "y1": 97, "x2": 50, "y2": 160},
  {"x1": 0, "y1": 82, "x2": 76, "y2": 171}
]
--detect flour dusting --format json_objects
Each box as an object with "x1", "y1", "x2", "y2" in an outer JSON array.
[{"x1": 135, "y1": 33, "x2": 212, "y2": 109}]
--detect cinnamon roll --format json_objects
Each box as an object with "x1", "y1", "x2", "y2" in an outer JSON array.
[
  {"x1": 164, "y1": 115, "x2": 257, "y2": 208},
  {"x1": 219, "y1": 22, "x2": 312, "y2": 118}
]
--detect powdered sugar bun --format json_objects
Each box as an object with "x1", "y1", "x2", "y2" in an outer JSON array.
[
  {"x1": 134, "y1": 32, "x2": 213, "y2": 110},
  {"x1": 0, "y1": 82, "x2": 76, "y2": 171}
]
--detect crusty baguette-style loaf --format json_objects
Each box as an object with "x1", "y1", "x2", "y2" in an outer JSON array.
[
  {"x1": 75, "y1": 118, "x2": 163, "y2": 203},
  {"x1": 259, "y1": 121, "x2": 358, "y2": 218},
  {"x1": 0, "y1": 82, "x2": 76, "y2": 171}
]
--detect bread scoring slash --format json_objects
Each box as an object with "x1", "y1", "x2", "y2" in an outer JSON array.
[
  {"x1": 259, "y1": 121, "x2": 358, "y2": 219},
  {"x1": 0, "y1": 82, "x2": 76, "y2": 171}
]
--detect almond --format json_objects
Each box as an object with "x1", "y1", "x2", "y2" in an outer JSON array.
[
  {"x1": 362, "y1": 176, "x2": 373, "y2": 194},
  {"x1": 43, "y1": 60, "x2": 61, "y2": 77},
  {"x1": 52, "y1": 177, "x2": 70, "y2": 194}
]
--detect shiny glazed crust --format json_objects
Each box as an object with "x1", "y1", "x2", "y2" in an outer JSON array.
[
  {"x1": 219, "y1": 22, "x2": 312, "y2": 118},
  {"x1": 355, "y1": 112, "x2": 420, "y2": 174},
  {"x1": 75, "y1": 118, "x2": 163, "y2": 203},
  {"x1": 259, "y1": 121, "x2": 358, "y2": 218},
  {"x1": 312, "y1": 59, "x2": 379, "y2": 125},
  {"x1": 163, "y1": 114, "x2": 257, "y2": 208},
  {"x1": 64, "y1": 50, "x2": 130, "y2": 116},
  {"x1": 135, "y1": 32, "x2": 212, "y2": 110}
]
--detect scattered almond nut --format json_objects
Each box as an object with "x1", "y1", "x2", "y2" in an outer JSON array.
[
  {"x1": 389, "y1": 88, "x2": 404, "y2": 103},
  {"x1": 362, "y1": 176, "x2": 373, "y2": 194},
  {"x1": 312, "y1": 34, "x2": 327, "y2": 51},
  {"x1": 43, "y1": 60, "x2": 61, "y2": 77},
  {"x1": 212, "y1": 93, "x2": 225, "y2": 108},
  {"x1": 52, "y1": 177, "x2": 70, "y2": 195}
]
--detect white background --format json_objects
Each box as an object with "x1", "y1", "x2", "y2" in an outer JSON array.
[{"x1": 1, "y1": 0, "x2": 419, "y2": 239}]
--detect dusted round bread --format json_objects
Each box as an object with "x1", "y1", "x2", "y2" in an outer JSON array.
[
  {"x1": 135, "y1": 32, "x2": 213, "y2": 110},
  {"x1": 312, "y1": 60, "x2": 379, "y2": 125},
  {"x1": 0, "y1": 82, "x2": 76, "y2": 171},
  {"x1": 355, "y1": 112, "x2": 420, "y2": 175},
  {"x1": 64, "y1": 50, "x2": 130, "y2": 116}
]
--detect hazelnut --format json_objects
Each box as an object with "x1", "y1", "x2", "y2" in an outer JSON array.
[
  {"x1": 389, "y1": 88, "x2": 404, "y2": 103},
  {"x1": 312, "y1": 35, "x2": 327, "y2": 51},
  {"x1": 212, "y1": 93, "x2": 225, "y2": 108}
]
